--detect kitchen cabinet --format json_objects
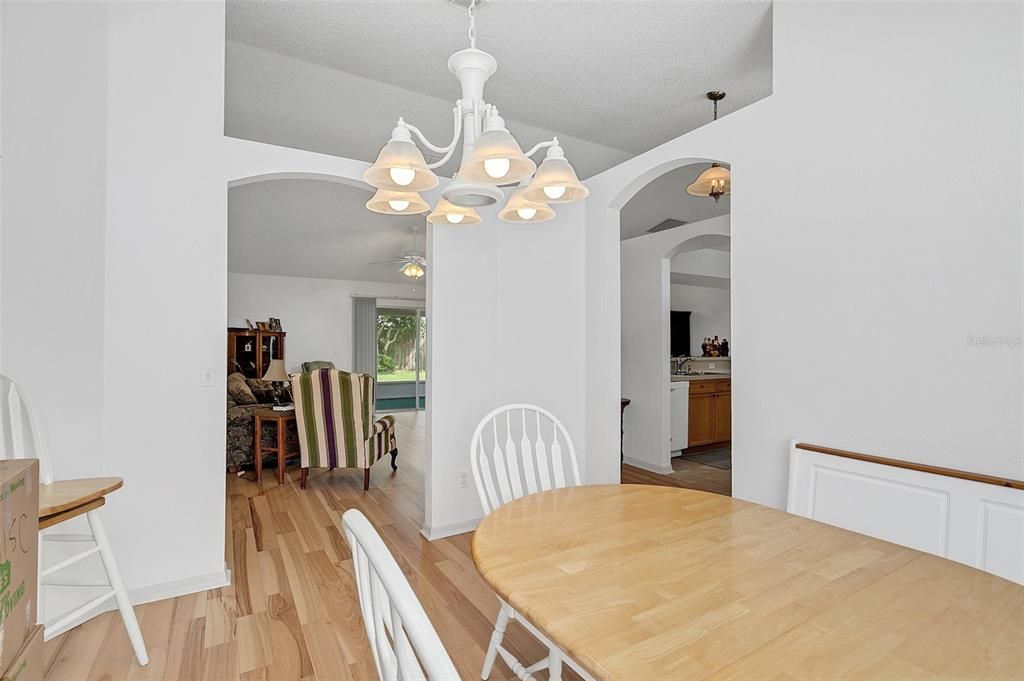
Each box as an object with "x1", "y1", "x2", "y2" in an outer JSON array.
[{"x1": 687, "y1": 378, "x2": 731, "y2": 448}]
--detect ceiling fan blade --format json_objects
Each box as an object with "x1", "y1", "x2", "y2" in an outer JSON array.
[{"x1": 368, "y1": 259, "x2": 407, "y2": 266}]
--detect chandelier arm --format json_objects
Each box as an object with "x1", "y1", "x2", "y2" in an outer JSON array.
[
  {"x1": 423, "y1": 105, "x2": 464, "y2": 169},
  {"x1": 523, "y1": 138, "x2": 557, "y2": 159},
  {"x1": 402, "y1": 102, "x2": 463, "y2": 155}
]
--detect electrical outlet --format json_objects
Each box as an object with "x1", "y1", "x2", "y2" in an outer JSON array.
[
  {"x1": 459, "y1": 471, "x2": 470, "y2": 489},
  {"x1": 708, "y1": 362, "x2": 716, "y2": 370}
]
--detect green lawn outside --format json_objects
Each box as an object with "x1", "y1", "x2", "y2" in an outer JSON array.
[{"x1": 377, "y1": 369, "x2": 425, "y2": 383}]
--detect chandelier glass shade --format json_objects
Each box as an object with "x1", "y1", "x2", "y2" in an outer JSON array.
[
  {"x1": 427, "y1": 197, "x2": 482, "y2": 225},
  {"x1": 522, "y1": 146, "x2": 590, "y2": 204},
  {"x1": 365, "y1": 188, "x2": 429, "y2": 215},
  {"x1": 686, "y1": 163, "x2": 731, "y2": 203},
  {"x1": 499, "y1": 187, "x2": 556, "y2": 223},
  {"x1": 459, "y1": 124, "x2": 536, "y2": 184},
  {"x1": 363, "y1": 131, "x2": 440, "y2": 193},
  {"x1": 361, "y1": 0, "x2": 585, "y2": 223}
]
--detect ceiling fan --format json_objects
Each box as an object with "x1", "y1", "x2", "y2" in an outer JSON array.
[{"x1": 369, "y1": 226, "x2": 426, "y2": 279}]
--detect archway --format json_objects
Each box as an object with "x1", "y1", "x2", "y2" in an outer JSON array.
[
  {"x1": 615, "y1": 160, "x2": 732, "y2": 489},
  {"x1": 223, "y1": 162, "x2": 434, "y2": 524}
]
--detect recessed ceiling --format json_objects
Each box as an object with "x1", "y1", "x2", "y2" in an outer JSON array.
[
  {"x1": 229, "y1": 179, "x2": 427, "y2": 284},
  {"x1": 226, "y1": 0, "x2": 773, "y2": 162},
  {"x1": 620, "y1": 163, "x2": 731, "y2": 240}
]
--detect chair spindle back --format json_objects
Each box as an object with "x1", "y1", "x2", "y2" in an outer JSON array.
[{"x1": 470, "y1": 403, "x2": 581, "y2": 515}]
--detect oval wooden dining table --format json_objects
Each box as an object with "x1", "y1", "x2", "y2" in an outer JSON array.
[{"x1": 471, "y1": 484, "x2": 1024, "y2": 681}]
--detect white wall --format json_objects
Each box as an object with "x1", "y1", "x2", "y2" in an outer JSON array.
[
  {"x1": 590, "y1": 1, "x2": 1024, "y2": 508},
  {"x1": 671, "y1": 284, "x2": 731, "y2": 357},
  {"x1": 227, "y1": 272, "x2": 421, "y2": 373},
  {"x1": 1, "y1": 1, "x2": 231, "y2": 620},
  {"x1": 426, "y1": 201, "x2": 587, "y2": 537},
  {"x1": 620, "y1": 216, "x2": 730, "y2": 473}
]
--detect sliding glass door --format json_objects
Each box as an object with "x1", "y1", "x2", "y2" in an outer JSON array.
[{"x1": 376, "y1": 306, "x2": 426, "y2": 411}]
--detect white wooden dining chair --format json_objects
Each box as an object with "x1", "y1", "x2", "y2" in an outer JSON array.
[
  {"x1": 0, "y1": 374, "x2": 148, "y2": 665},
  {"x1": 470, "y1": 404, "x2": 583, "y2": 681},
  {"x1": 341, "y1": 509, "x2": 461, "y2": 681}
]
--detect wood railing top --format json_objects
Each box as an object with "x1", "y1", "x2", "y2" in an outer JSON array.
[{"x1": 795, "y1": 442, "x2": 1024, "y2": 491}]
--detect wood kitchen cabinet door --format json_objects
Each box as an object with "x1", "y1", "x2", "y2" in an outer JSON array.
[
  {"x1": 713, "y1": 392, "x2": 732, "y2": 443},
  {"x1": 688, "y1": 394, "x2": 715, "y2": 447}
]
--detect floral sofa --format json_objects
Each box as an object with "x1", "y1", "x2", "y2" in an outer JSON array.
[{"x1": 226, "y1": 372, "x2": 299, "y2": 472}]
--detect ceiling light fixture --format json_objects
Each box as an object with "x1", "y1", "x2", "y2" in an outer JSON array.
[
  {"x1": 363, "y1": 0, "x2": 586, "y2": 221},
  {"x1": 686, "y1": 91, "x2": 732, "y2": 203}
]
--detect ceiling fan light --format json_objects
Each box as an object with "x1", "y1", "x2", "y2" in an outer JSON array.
[
  {"x1": 460, "y1": 128, "x2": 536, "y2": 185},
  {"x1": 366, "y1": 189, "x2": 429, "y2": 215},
  {"x1": 400, "y1": 261, "x2": 425, "y2": 279},
  {"x1": 522, "y1": 146, "x2": 588, "y2": 204},
  {"x1": 686, "y1": 163, "x2": 731, "y2": 202},
  {"x1": 499, "y1": 187, "x2": 556, "y2": 223},
  {"x1": 363, "y1": 136, "x2": 439, "y2": 192},
  {"x1": 426, "y1": 197, "x2": 482, "y2": 225}
]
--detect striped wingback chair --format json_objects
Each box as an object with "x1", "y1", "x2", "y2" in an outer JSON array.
[{"x1": 291, "y1": 369, "x2": 398, "y2": 491}]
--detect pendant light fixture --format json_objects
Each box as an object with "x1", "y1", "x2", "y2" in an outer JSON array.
[
  {"x1": 686, "y1": 91, "x2": 732, "y2": 203},
  {"x1": 362, "y1": 0, "x2": 586, "y2": 221}
]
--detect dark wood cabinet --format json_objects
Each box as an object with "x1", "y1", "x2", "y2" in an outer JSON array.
[
  {"x1": 227, "y1": 328, "x2": 286, "y2": 378},
  {"x1": 687, "y1": 378, "x2": 731, "y2": 448}
]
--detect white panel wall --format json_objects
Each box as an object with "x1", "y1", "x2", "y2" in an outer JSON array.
[
  {"x1": 426, "y1": 202, "x2": 587, "y2": 536},
  {"x1": 227, "y1": 272, "x2": 421, "y2": 373},
  {"x1": 788, "y1": 444, "x2": 1024, "y2": 585},
  {"x1": 588, "y1": 2, "x2": 1024, "y2": 508}
]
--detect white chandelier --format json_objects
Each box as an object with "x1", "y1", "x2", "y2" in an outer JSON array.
[{"x1": 363, "y1": 0, "x2": 588, "y2": 224}]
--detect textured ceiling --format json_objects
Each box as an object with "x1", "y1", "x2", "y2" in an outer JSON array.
[
  {"x1": 229, "y1": 179, "x2": 429, "y2": 283},
  {"x1": 226, "y1": 0, "x2": 773, "y2": 156}
]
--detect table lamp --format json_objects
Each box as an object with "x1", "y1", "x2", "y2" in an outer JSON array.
[{"x1": 262, "y1": 359, "x2": 290, "y2": 405}]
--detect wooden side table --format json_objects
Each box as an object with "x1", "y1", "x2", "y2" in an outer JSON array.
[{"x1": 254, "y1": 408, "x2": 298, "y2": 484}]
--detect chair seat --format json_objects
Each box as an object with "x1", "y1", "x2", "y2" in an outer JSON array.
[{"x1": 40, "y1": 477, "x2": 123, "y2": 517}]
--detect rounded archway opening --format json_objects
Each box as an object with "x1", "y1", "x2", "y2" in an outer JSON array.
[{"x1": 617, "y1": 159, "x2": 732, "y2": 496}]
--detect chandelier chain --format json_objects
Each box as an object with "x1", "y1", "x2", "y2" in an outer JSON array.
[{"x1": 467, "y1": 0, "x2": 478, "y2": 49}]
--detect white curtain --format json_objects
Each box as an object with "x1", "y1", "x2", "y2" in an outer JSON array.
[{"x1": 353, "y1": 297, "x2": 377, "y2": 377}]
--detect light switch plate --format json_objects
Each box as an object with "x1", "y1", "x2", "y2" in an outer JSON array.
[{"x1": 200, "y1": 365, "x2": 216, "y2": 388}]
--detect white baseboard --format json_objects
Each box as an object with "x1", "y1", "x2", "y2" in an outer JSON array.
[
  {"x1": 43, "y1": 566, "x2": 231, "y2": 641},
  {"x1": 420, "y1": 517, "x2": 480, "y2": 541},
  {"x1": 623, "y1": 456, "x2": 674, "y2": 475}
]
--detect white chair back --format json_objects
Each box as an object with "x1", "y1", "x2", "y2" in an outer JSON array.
[
  {"x1": 341, "y1": 509, "x2": 459, "y2": 681},
  {"x1": 0, "y1": 373, "x2": 55, "y2": 484},
  {"x1": 470, "y1": 403, "x2": 580, "y2": 515}
]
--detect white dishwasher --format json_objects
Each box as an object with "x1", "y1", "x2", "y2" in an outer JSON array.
[{"x1": 670, "y1": 381, "x2": 689, "y2": 454}]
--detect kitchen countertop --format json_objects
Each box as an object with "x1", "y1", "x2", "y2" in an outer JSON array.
[{"x1": 670, "y1": 374, "x2": 731, "y2": 382}]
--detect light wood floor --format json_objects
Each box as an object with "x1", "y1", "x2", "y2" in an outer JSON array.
[{"x1": 43, "y1": 411, "x2": 705, "y2": 681}]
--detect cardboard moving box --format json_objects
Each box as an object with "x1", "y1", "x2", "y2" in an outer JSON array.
[
  {"x1": 0, "y1": 625, "x2": 41, "y2": 681},
  {"x1": 0, "y1": 461, "x2": 38, "y2": 674}
]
